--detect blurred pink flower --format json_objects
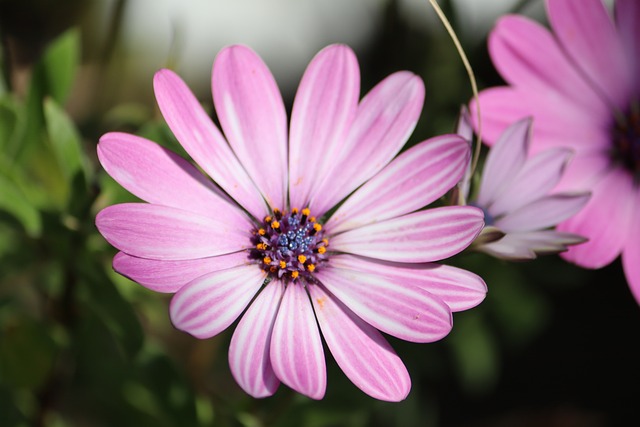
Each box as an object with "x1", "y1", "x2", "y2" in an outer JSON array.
[
  {"x1": 96, "y1": 44, "x2": 486, "y2": 401},
  {"x1": 472, "y1": 0, "x2": 640, "y2": 302},
  {"x1": 458, "y1": 109, "x2": 589, "y2": 260}
]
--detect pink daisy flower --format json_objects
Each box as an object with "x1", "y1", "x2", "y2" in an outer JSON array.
[
  {"x1": 472, "y1": 0, "x2": 640, "y2": 302},
  {"x1": 95, "y1": 44, "x2": 486, "y2": 401},
  {"x1": 457, "y1": 109, "x2": 589, "y2": 260}
]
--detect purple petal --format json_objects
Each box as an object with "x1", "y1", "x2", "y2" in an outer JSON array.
[
  {"x1": 330, "y1": 206, "x2": 484, "y2": 263},
  {"x1": 310, "y1": 71, "x2": 425, "y2": 216},
  {"x1": 153, "y1": 69, "x2": 268, "y2": 220},
  {"x1": 495, "y1": 193, "x2": 590, "y2": 232},
  {"x1": 229, "y1": 281, "x2": 284, "y2": 398},
  {"x1": 308, "y1": 284, "x2": 411, "y2": 401},
  {"x1": 113, "y1": 251, "x2": 250, "y2": 293},
  {"x1": 97, "y1": 132, "x2": 248, "y2": 225},
  {"x1": 270, "y1": 283, "x2": 326, "y2": 399},
  {"x1": 487, "y1": 147, "x2": 574, "y2": 217},
  {"x1": 488, "y1": 15, "x2": 608, "y2": 117},
  {"x1": 559, "y1": 168, "x2": 635, "y2": 268},
  {"x1": 546, "y1": 0, "x2": 632, "y2": 110},
  {"x1": 213, "y1": 45, "x2": 288, "y2": 210},
  {"x1": 479, "y1": 230, "x2": 587, "y2": 260},
  {"x1": 315, "y1": 265, "x2": 452, "y2": 343},
  {"x1": 616, "y1": 0, "x2": 640, "y2": 93},
  {"x1": 96, "y1": 203, "x2": 250, "y2": 260},
  {"x1": 622, "y1": 189, "x2": 640, "y2": 305},
  {"x1": 471, "y1": 87, "x2": 611, "y2": 153},
  {"x1": 169, "y1": 265, "x2": 266, "y2": 339},
  {"x1": 327, "y1": 135, "x2": 469, "y2": 234},
  {"x1": 288, "y1": 44, "x2": 359, "y2": 211},
  {"x1": 475, "y1": 118, "x2": 531, "y2": 208},
  {"x1": 329, "y1": 254, "x2": 487, "y2": 312}
]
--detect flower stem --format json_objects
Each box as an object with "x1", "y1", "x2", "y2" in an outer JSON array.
[{"x1": 427, "y1": 0, "x2": 482, "y2": 175}]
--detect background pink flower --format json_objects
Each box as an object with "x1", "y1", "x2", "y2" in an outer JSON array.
[
  {"x1": 471, "y1": 0, "x2": 640, "y2": 303},
  {"x1": 96, "y1": 44, "x2": 486, "y2": 401}
]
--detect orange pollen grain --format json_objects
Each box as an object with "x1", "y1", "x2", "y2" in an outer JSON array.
[
  {"x1": 313, "y1": 223, "x2": 322, "y2": 232},
  {"x1": 291, "y1": 271, "x2": 299, "y2": 279},
  {"x1": 307, "y1": 264, "x2": 316, "y2": 272},
  {"x1": 264, "y1": 215, "x2": 272, "y2": 223},
  {"x1": 279, "y1": 260, "x2": 287, "y2": 269},
  {"x1": 298, "y1": 255, "x2": 307, "y2": 263},
  {"x1": 302, "y1": 208, "x2": 311, "y2": 216},
  {"x1": 317, "y1": 246, "x2": 326, "y2": 254},
  {"x1": 256, "y1": 243, "x2": 267, "y2": 251},
  {"x1": 258, "y1": 228, "x2": 266, "y2": 236},
  {"x1": 291, "y1": 208, "x2": 299, "y2": 214},
  {"x1": 263, "y1": 256, "x2": 272, "y2": 264},
  {"x1": 271, "y1": 220, "x2": 280, "y2": 229}
]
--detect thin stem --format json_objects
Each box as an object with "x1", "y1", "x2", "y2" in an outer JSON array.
[{"x1": 427, "y1": 0, "x2": 482, "y2": 176}]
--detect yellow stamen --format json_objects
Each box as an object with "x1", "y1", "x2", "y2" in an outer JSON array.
[
  {"x1": 322, "y1": 238, "x2": 329, "y2": 246},
  {"x1": 271, "y1": 220, "x2": 280, "y2": 229},
  {"x1": 264, "y1": 215, "x2": 272, "y2": 223},
  {"x1": 302, "y1": 208, "x2": 311, "y2": 216},
  {"x1": 313, "y1": 223, "x2": 322, "y2": 232},
  {"x1": 291, "y1": 271, "x2": 299, "y2": 279},
  {"x1": 310, "y1": 216, "x2": 316, "y2": 222},
  {"x1": 317, "y1": 246, "x2": 326, "y2": 254},
  {"x1": 307, "y1": 264, "x2": 316, "y2": 272},
  {"x1": 291, "y1": 207, "x2": 299, "y2": 214},
  {"x1": 298, "y1": 255, "x2": 307, "y2": 263},
  {"x1": 256, "y1": 243, "x2": 267, "y2": 251},
  {"x1": 279, "y1": 260, "x2": 287, "y2": 269},
  {"x1": 258, "y1": 228, "x2": 266, "y2": 236},
  {"x1": 263, "y1": 256, "x2": 272, "y2": 264},
  {"x1": 269, "y1": 266, "x2": 277, "y2": 273}
]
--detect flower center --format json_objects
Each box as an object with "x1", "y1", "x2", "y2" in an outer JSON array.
[
  {"x1": 250, "y1": 208, "x2": 329, "y2": 282},
  {"x1": 612, "y1": 103, "x2": 640, "y2": 178}
]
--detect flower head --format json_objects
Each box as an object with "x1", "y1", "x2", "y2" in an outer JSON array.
[
  {"x1": 96, "y1": 44, "x2": 486, "y2": 401},
  {"x1": 457, "y1": 109, "x2": 589, "y2": 260},
  {"x1": 472, "y1": 0, "x2": 640, "y2": 302}
]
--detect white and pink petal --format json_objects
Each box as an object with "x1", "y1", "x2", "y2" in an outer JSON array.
[
  {"x1": 308, "y1": 284, "x2": 411, "y2": 401},
  {"x1": 315, "y1": 265, "x2": 452, "y2": 343},
  {"x1": 213, "y1": 45, "x2": 288, "y2": 210},
  {"x1": 288, "y1": 44, "x2": 359, "y2": 211},
  {"x1": 330, "y1": 206, "x2": 484, "y2": 263},
  {"x1": 153, "y1": 69, "x2": 268, "y2": 220},
  {"x1": 113, "y1": 251, "x2": 250, "y2": 293},
  {"x1": 270, "y1": 283, "x2": 326, "y2": 400},
  {"x1": 96, "y1": 203, "x2": 250, "y2": 260},
  {"x1": 170, "y1": 265, "x2": 266, "y2": 339},
  {"x1": 310, "y1": 71, "x2": 425, "y2": 215},
  {"x1": 229, "y1": 281, "x2": 285, "y2": 398},
  {"x1": 97, "y1": 132, "x2": 247, "y2": 224},
  {"x1": 327, "y1": 134, "x2": 469, "y2": 234},
  {"x1": 328, "y1": 254, "x2": 487, "y2": 312}
]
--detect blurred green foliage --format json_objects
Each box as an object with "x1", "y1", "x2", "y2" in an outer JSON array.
[{"x1": 0, "y1": 1, "x2": 638, "y2": 427}]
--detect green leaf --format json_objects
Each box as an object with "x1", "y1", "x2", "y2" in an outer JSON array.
[
  {"x1": 0, "y1": 316, "x2": 58, "y2": 389},
  {"x1": 0, "y1": 97, "x2": 18, "y2": 152},
  {"x1": 0, "y1": 174, "x2": 42, "y2": 237},
  {"x1": 43, "y1": 97, "x2": 90, "y2": 184},
  {"x1": 41, "y1": 28, "x2": 80, "y2": 105},
  {"x1": 76, "y1": 252, "x2": 144, "y2": 358}
]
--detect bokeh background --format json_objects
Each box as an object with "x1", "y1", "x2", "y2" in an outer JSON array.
[{"x1": 0, "y1": 0, "x2": 638, "y2": 426}]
